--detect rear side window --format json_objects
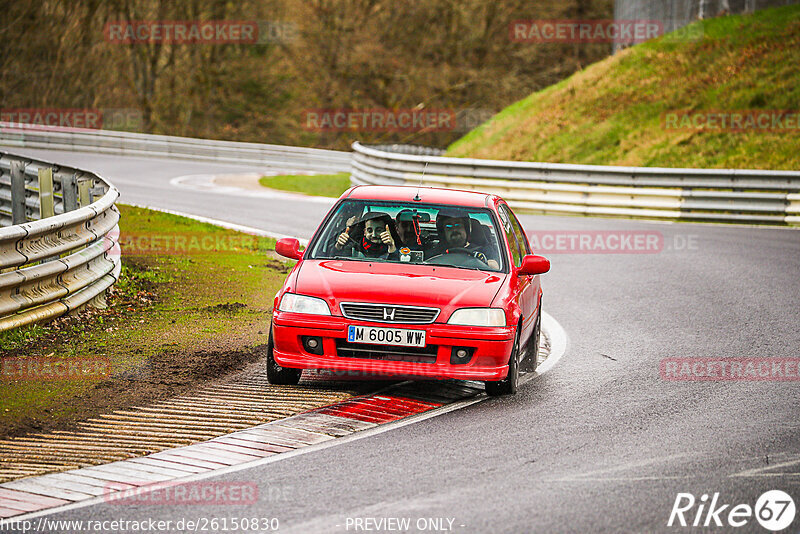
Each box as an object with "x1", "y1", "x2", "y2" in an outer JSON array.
[
  {"x1": 497, "y1": 205, "x2": 522, "y2": 268},
  {"x1": 508, "y1": 209, "x2": 530, "y2": 256}
]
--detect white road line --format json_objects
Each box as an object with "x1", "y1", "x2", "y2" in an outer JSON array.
[
  {"x1": 122, "y1": 203, "x2": 310, "y2": 245},
  {"x1": 730, "y1": 456, "x2": 800, "y2": 478},
  {"x1": 545, "y1": 453, "x2": 691, "y2": 483},
  {"x1": 0, "y1": 313, "x2": 569, "y2": 525},
  {"x1": 169, "y1": 173, "x2": 335, "y2": 204},
  {"x1": 534, "y1": 312, "x2": 567, "y2": 376},
  {"x1": 545, "y1": 476, "x2": 695, "y2": 482},
  {"x1": 0, "y1": 397, "x2": 484, "y2": 524}
]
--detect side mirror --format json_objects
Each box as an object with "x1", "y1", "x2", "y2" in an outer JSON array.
[
  {"x1": 518, "y1": 254, "x2": 550, "y2": 276},
  {"x1": 276, "y1": 238, "x2": 303, "y2": 260}
]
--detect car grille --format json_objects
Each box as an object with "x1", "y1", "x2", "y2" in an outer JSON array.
[
  {"x1": 340, "y1": 302, "x2": 439, "y2": 324},
  {"x1": 334, "y1": 339, "x2": 438, "y2": 364}
]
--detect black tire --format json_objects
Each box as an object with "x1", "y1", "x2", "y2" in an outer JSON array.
[
  {"x1": 266, "y1": 323, "x2": 302, "y2": 385},
  {"x1": 525, "y1": 300, "x2": 542, "y2": 372},
  {"x1": 485, "y1": 325, "x2": 520, "y2": 396}
]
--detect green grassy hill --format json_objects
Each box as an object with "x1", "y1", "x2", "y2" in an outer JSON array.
[{"x1": 447, "y1": 5, "x2": 800, "y2": 170}]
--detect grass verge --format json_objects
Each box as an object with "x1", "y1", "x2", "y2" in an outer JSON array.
[
  {"x1": 0, "y1": 204, "x2": 289, "y2": 438},
  {"x1": 447, "y1": 5, "x2": 800, "y2": 170},
  {"x1": 259, "y1": 172, "x2": 351, "y2": 197}
]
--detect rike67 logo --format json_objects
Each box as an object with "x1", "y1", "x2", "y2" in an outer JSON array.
[{"x1": 669, "y1": 490, "x2": 796, "y2": 531}]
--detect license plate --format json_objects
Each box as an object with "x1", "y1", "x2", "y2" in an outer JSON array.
[{"x1": 347, "y1": 325, "x2": 426, "y2": 347}]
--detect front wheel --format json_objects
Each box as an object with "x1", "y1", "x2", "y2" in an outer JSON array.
[
  {"x1": 485, "y1": 326, "x2": 519, "y2": 396},
  {"x1": 266, "y1": 323, "x2": 302, "y2": 385},
  {"x1": 521, "y1": 301, "x2": 542, "y2": 374}
]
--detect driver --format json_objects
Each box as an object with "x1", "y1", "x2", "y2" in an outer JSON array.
[
  {"x1": 334, "y1": 212, "x2": 398, "y2": 259},
  {"x1": 433, "y1": 210, "x2": 500, "y2": 269}
]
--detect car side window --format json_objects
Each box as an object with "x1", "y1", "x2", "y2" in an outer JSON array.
[
  {"x1": 508, "y1": 209, "x2": 530, "y2": 257},
  {"x1": 498, "y1": 205, "x2": 522, "y2": 268}
]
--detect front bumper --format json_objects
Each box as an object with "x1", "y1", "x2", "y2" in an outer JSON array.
[{"x1": 272, "y1": 311, "x2": 514, "y2": 381}]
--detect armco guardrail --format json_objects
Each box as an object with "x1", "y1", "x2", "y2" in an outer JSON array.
[
  {"x1": 352, "y1": 142, "x2": 800, "y2": 225},
  {"x1": 0, "y1": 150, "x2": 120, "y2": 332},
  {"x1": 0, "y1": 123, "x2": 350, "y2": 173}
]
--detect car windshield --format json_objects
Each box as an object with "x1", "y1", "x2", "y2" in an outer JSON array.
[{"x1": 308, "y1": 200, "x2": 506, "y2": 272}]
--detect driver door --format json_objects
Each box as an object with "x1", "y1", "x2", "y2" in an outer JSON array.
[{"x1": 498, "y1": 204, "x2": 537, "y2": 352}]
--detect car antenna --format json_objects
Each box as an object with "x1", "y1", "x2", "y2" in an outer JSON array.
[{"x1": 414, "y1": 162, "x2": 428, "y2": 202}]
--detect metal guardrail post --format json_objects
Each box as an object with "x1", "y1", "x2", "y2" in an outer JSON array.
[
  {"x1": 38, "y1": 167, "x2": 55, "y2": 219},
  {"x1": 61, "y1": 173, "x2": 79, "y2": 212},
  {"x1": 10, "y1": 161, "x2": 26, "y2": 224},
  {"x1": 78, "y1": 178, "x2": 91, "y2": 207},
  {"x1": 37, "y1": 167, "x2": 60, "y2": 263},
  {"x1": 87, "y1": 291, "x2": 109, "y2": 310}
]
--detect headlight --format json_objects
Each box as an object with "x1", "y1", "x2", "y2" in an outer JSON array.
[
  {"x1": 278, "y1": 293, "x2": 331, "y2": 315},
  {"x1": 447, "y1": 308, "x2": 506, "y2": 327}
]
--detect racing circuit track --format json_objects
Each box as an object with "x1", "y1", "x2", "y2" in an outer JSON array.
[{"x1": 2, "y1": 147, "x2": 800, "y2": 533}]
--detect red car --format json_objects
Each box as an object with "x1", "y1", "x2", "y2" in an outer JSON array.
[{"x1": 270, "y1": 185, "x2": 550, "y2": 395}]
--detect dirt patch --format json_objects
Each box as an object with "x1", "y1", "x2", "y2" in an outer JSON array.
[
  {"x1": 202, "y1": 302, "x2": 248, "y2": 313},
  {"x1": 259, "y1": 258, "x2": 294, "y2": 273},
  {"x1": 1, "y1": 261, "x2": 270, "y2": 438},
  {"x1": 3, "y1": 347, "x2": 266, "y2": 439}
]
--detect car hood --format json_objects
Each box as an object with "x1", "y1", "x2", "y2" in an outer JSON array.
[{"x1": 295, "y1": 260, "x2": 506, "y2": 317}]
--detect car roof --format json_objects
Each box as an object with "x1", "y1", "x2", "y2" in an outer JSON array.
[{"x1": 343, "y1": 185, "x2": 499, "y2": 208}]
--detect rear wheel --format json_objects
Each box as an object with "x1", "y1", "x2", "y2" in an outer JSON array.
[
  {"x1": 266, "y1": 323, "x2": 302, "y2": 385},
  {"x1": 485, "y1": 326, "x2": 519, "y2": 396}
]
